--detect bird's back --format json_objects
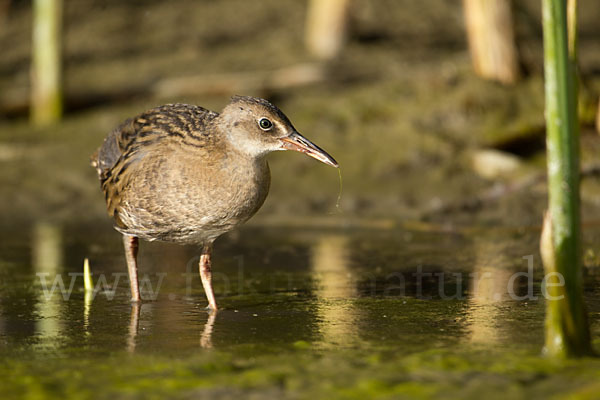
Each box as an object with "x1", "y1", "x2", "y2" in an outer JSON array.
[
  {"x1": 91, "y1": 104, "x2": 220, "y2": 230},
  {"x1": 92, "y1": 104, "x2": 218, "y2": 181}
]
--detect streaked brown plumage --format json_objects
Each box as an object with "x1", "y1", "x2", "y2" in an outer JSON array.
[{"x1": 92, "y1": 96, "x2": 337, "y2": 310}]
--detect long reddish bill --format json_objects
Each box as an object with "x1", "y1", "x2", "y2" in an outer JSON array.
[{"x1": 280, "y1": 132, "x2": 338, "y2": 168}]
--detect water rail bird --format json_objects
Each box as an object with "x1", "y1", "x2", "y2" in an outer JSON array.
[{"x1": 92, "y1": 96, "x2": 338, "y2": 310}]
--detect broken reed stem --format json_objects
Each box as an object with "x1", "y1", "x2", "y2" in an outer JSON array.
[
  {"x1": 541, "y1": 0, "x2": 591, "y2": 358},
  {"x1": 31, "y1": 0, "x2": 63, "y2": 125},
  {"x1": 462, "y1": 0, "x2": 520, "y2": 84},
  {"x1": 567, "y1": 0, "x2": 577, "y2": 62}
]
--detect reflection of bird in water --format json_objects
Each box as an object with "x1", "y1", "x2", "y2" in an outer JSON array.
[
  {"x1": 92, "y1": 96, "x2": 338, "y2": 310},
  {"x1": 200, "y1": 312, "x2": 216, "y2": 349},
  {"x1": 125, "y1": 303, "x2": 216, "y2": 351},
  {"x1": 127, "y1": 303, "x2": 140, "y2": 353}
]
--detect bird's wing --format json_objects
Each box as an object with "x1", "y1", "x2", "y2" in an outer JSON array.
[
  {"x1": 91, "y1": 104, "x2": 219, "y2": 224},
  {"x1": 91, "y1": 104, "x2": 218, "y2": 178}
]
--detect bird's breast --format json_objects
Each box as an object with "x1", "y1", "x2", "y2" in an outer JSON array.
[
  {"x1": 179, "y1": 157, "x2": 271, "y2": 241},
  {"x1": 206, "y1": 157, "x2": 271, "y2": 222},
  {"x1": 116, "y1": 150, "x2": 270, "y2": 244}
]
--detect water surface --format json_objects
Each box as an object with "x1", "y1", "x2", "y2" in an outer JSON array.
[{"x1": 1, "y1": 222, "x2": 599, "y2": 398}]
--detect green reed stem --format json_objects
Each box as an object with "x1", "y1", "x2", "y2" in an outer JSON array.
[{"x1": 541, "y1": 0, "x2": 591, "y2": 358}]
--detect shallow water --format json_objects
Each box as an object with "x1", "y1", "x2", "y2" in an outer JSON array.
[{"x1": 1, "y1": 221, "x2": 600, "y2": 398}]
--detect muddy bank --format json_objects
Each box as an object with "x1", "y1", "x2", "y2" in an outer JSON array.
[{"x1": 1, "y1": 0, "x2": 600, "y2": 228}]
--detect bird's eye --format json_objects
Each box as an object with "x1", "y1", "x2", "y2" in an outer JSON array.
[{"x1": 258, "y1": 118, "x2": 273, "y2": 130}]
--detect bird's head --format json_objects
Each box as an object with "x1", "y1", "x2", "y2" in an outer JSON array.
[{"x1": 219, "y1": 95, "x2": 338, "y2": 168}]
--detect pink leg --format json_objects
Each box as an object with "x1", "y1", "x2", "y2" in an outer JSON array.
[
  {"x1": 199, "y1": 244, "x2": 217, "y2": 311},
  {"x1": 123, "y1": 235, "x2": 141, "y2": 302}
]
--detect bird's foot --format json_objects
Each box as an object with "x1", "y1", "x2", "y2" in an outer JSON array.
[{"x1": 204, "y1": 304, "x2": 218, "y2": 313}]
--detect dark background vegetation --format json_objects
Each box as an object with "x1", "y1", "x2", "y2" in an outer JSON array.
[{"x1": 1, "y1": 0, "x2": 600, "y2": 228}]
